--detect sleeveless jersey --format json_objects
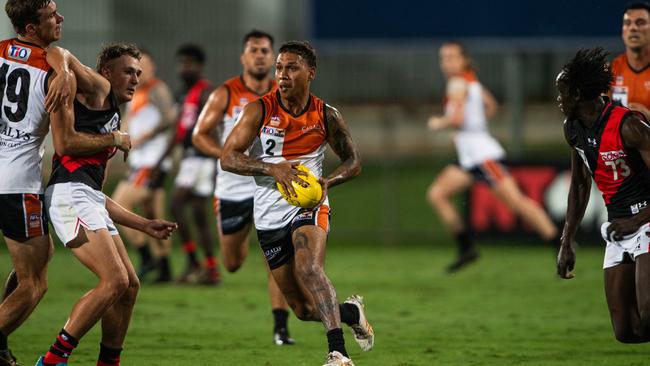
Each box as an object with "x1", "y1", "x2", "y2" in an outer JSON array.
[
  {"x1": 48, "y1": 92, "x2": 121, "y2": 191},
  {"x1": 564, "y1": 99, "x2": 650, "y2": 220},
  {"x1": 175, "y1": 78, "x2": 210, "y2": 158},
  {"x1": 215, "y1": 76, "x2": 276, "y2": 201},
  {"x1": 250, "y1": 91, "x2": 329, "y2": 230},
  {"x1": 448, "y1": 71, "x2": 504, "y2": 169},
  {"x1": 0, "y1": 38, "x2": 52, "y2": 194},
  {"x1": 611, "y1": 54, "x2": 650, "y2": 109},
  {"x1": 127, "y1": 78, "x2": 170, "y2": 169}
]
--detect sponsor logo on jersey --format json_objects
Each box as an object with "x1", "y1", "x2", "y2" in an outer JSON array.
[
  {"x1": 292, "y1": 211, "x2": 314, "y2": 224},
  {"x1": 0, "y1": 122, "x2": 31, "y2": 141},
  {"x1": 270, "y1": 116, "x2": 281, "y2": 126},
  {"x1": 261, "y1": 126, "x2": 285, "y2": 137},
  {"x1": 7, "y1": 45, "x2": 31, "y2": 62},
  {"x1": 631, "y1": 201, "x2": 648, "y2": 215},
  {"x1": 301, "y1": 123, "x2": 323, "y2": 133},
  {"x1": 587, "y1": 137, "x2": 597, "y2": 147},
  {"x1": 100, "y1": 113, "x2": 120, "y2": 134},
  {"x1": 600, "y1": 150, "x2": 626, "y2": 162}
]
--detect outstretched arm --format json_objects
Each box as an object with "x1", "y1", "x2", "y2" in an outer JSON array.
[
  {"x1": 323, "y1": 105, "x2": 362, "y2": 189},
  {"x1": 557, "y1": 148, "x2": 591, "y2": 279},
  {"x1": 192, "y1": 85, "x2": 228, "y2": 159},
  {"x1": 105, "y1": 196, "x2": 177, "y2": 239}
]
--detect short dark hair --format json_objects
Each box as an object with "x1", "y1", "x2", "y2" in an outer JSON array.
[
  {"x1": 176, "y1": 44, "x2": 206, "y2": 64},
  {"x1": 96, "y1": 43, "x2": 141, "y2": 72},
  {"x1": 441, "y1": 40, "x2": 474, "y2": 71},
  {"x1": 243, "y1": 30, "x2": 274, "y2": 48},
  {"x1": 625, "y1": 1, "x2": 650, "y2": 15},
  {"x1": 278, "y1": 41, "x2": 317, "y2": 68},
  {"x1": 560, "y1": 47, "x2": 612, "y2": 100},
  {"x1": 5, "y1": 0, "x2": 50, "y2": 35}
]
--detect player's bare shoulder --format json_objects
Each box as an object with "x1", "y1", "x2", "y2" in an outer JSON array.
[{"x1": 621, "y1": 113, "x2": 650, "y2": 149}]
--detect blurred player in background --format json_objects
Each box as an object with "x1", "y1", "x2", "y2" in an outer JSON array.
[
  {"x1": 193, "y1": 30, "x2": 295, "y2": 344},
  {"x1": 222, "y1": 41, "x2": 373, "y2": 366},
  {"x1": 426, "y1": 41, "x2": 558, "y2": 272},
  {"x1": 112, "y1": 50, "x2": 176, "y2": 283},
  {"x1": 557, "y1": 47, "x2": 650, "y2": 343},
  {"x1": 158, "y1": 44, "x2": 219, "y2": 284},
  {"x1": 611, "y1": 2, "x2": 650, "y2": 120},
  {"x1": 0, "y1": 1, "x2": 134, "y2": 364},
  {"x1": 37, "y1": 43, "x2": 177, "y2": 366}
]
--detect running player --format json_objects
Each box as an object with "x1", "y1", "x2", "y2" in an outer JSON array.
[
  {"x1": 557, "y1": 47, "x2": 650, "y2": 343},
  {"x1": 112, "y1": 50, "x2": 176, "y2": 282},
  {"x1": 159, "y1": 44, "x2": 218, "y2": 284},
  {"x1": 192, "y1": 30, "x2": 295, "y2": 345},
  {"x1": 0, "y1": 1, "x2": 130, "y2": 364},
  {"x1": 426, "y1": 41, "x2": 558, "y2": 272},
  {"x1": 221, "y1": 41, "x2": 373, "y2": 366},
  {"x1": 611, "y1": 2, "x2": 650, "y2": 120},
  {"x1": 36, "y1": 43, "x2": 177, "y2": 366}
]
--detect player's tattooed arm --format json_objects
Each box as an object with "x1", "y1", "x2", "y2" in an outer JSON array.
[
  {"x1": 192, "y1": 85, "x2": 228, "y2": 159},
  {"x1": 558, "y1": 148, "x2": 591, "y2": 279},
  {"x1": 324, "y1": 105, "x2": 362, "y2": 188}
]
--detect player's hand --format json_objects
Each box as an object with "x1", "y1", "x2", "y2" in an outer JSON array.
[
  {"x1": 427, "y1": 116, "x2": 446, "y2": 131},
  {"x1": 557, "y1": 242, "x2": 576, "y2": 279},
  {"x1": 607, "y1": 216, "x2": 642, "y2": 241},
  {"x1": 112, "y1": 131, "x2": 132, "y2": 153},
  {"x1": 143, "y1": 219, "x2": 177, "y2": 239},
  {"x1": 270, "y1": 162, "x2": 308, "y2": 197},
  {"x1": 317, "y1": 177, "x2": 329, "y2": 207},
  {"x1": 45, "y1": 70, "x2": 74, "y2": 113}
]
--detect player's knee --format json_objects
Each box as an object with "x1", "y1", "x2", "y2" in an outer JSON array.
[
  {"x1": 104, "y1": 273, "x2": 130, "y2": 299},
  {"x1": 223, "y1": 259, "x2": 241, "y2": 273},
  {"x1": 295, "y1": 262, "x2": 323, "y2": 282},
  {"x1": 290, "y1": 302, "x2": 315, "y2": 321},
  {"x1": 427, "y1": 184, "x2": 445, "y2": 205}
]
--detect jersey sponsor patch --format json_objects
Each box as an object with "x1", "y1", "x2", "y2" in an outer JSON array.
[
  {"x1": 261, "y1": 126, "x2": 285, "y2": 137},
  {"x1": 631, "y1": 201, "x2": 648, "y2": 215},
  {"x1": 100, "y1": 113, "x2": 120, "y2": 133},
  {"x1": 6, "y1": 44, "x2": 31, "y2": 62}
]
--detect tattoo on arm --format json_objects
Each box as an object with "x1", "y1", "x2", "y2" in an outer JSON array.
[{"x1": 325, "y1": 105, "x2": 361, "y2": 187}]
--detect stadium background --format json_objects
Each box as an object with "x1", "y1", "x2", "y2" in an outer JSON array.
[{"x1": 0, "y1": 1, "x2": 647, "y2": 365}]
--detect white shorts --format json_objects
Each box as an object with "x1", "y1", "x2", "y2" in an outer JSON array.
[
  {"x1": 45, "y1": 182, "x2": 118, "y2": 246},
  {"x1": 601, "y1": 222, "x2": 650, "y2": 269},
  {"x1": 174, "y1": 156, "x2": 215, "y2": 197}
]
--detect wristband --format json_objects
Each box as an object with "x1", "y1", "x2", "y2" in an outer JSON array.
[{"x1": 112, "y1": 131, "x2": 122, "y2": 147}]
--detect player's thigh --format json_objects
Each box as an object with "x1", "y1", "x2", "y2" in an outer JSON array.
[
  {"x1": 5, "y1": 234, "x2": 52, "y2": 280},
  {"x1": 635, "y1": 253, "x2": 650, "y2": 316},
  {"x1": 270, "y1": 259, "x2": 310, "y2": 304},
  {"x1": 604, "y1": 262, "x2": 638, "y2": 330},
  {"x1": 70, "y1": 228, "x2": 128, "y2": 281},
  {"x1": 292, "y1": 225, "x2": 328, "y2": 270},
  {"x1": 112, "y1": 181, "x2": 149, "y2": 209},
  {"x1": 219, "y1": 225, "x2": 251, "y2": 259},
  {"x1": 428, "y1": 164, "x2": 473, "y2": 200},
  {"x1": 490, "y1": 175, "x2": 526, "y2": 209}
]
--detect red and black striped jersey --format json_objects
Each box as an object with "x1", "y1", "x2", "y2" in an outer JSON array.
[
  {"x1": 564, "y1": 98, "x2": 650, "y2": 219},
  {"x1": 48, "y1": 92, "x2": 121, "y2": 190}
]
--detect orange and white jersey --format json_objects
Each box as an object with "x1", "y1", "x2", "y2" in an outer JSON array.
[
  {"x1": 126, "y1": 78, "x2": 171, "y2": 169},
  {"x1": 446, "y1": 71, "x2": 504, "y2": 169},
  {"x1": 215, "y1": 76, "x2": 275, "y2": 201},
  {"x1": 611, "y1": 53, "x2": 650, "y2": 108},
  {"x1": 0, "y1": 39, "x2": 51, "y2": 194},
  {"x1": 249, "y1": 91, "x2": 330, "y2": 230}
]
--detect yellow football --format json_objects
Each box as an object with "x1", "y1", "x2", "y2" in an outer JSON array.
[{"x1": 277, "y1": 164, "x2": 323, "y2": 208}]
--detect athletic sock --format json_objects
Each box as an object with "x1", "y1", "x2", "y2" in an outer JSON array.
[
  {"x1": 158, "y1": 256, "x2": 171, "y2": 278},
  {"x1": 339, "y1": 303, "x2": 360, "y2": 326},
  {"x1": 0, "y1": 330, "x2": 7, "y2": 350},
  {"x1": 204, "y1": 255, "x2": 217, "y2": 270},
  {"x1": 455, "y1": 229, "x2": 474, "y2": 254},
  {"x1": 137, "y1": 245, "x2": 152, "y2": 264},
  {"x1": 272, "y1": 308, "x2": 289, "y2": 332},
  {"x1": 97, "y1": 343, "x2": 122, "y2": 366},
  {"x1": 43, "y1": 329, "x2": 78, "y2": 365},
  {"x1": 182, "y1": 241, "x2": 199, "y2": 265},
  {"x1": 326, "y1": 328, "x2": 348, "y2": 357}
]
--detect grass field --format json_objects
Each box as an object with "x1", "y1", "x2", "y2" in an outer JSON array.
[{"x1": 3, "y1": 242, "x2": 649, "y2": 366}]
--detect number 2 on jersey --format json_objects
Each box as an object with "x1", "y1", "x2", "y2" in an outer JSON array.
[{"x1": 0, "y1": 63, "x2": 30, "y2": 123}]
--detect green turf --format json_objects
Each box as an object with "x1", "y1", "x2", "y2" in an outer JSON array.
[{"x1": 3, "y1": 242, "x2": 649, "y2": 366}]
